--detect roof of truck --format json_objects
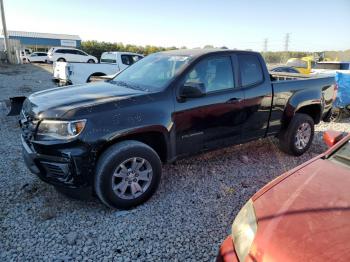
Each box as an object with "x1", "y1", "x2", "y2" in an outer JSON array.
[{"x1": 160, "y1": 48, "x2": 258, "y2": 57}]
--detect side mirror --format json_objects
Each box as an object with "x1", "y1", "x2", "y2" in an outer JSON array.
[
  {"x1": 180, "y1": 82, "x2": 205, "y2": 98},
  {"x1": 323, "y1": 130, "x2": 345, "y2": 147}
]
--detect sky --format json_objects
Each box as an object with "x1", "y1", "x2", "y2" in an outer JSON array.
[{"x1": 1, "y1": 0, "x2": 350, "y2": 51}]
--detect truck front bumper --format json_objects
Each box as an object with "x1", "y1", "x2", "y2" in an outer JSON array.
[{"x1": 21, "y1": 136, "x2": 92, "y2": 189}]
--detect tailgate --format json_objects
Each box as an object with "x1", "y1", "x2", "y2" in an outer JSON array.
[{"x1": 53, "y1": 62, "x2": 70, "y2": 80}]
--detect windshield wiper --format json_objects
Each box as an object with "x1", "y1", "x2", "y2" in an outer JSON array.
[{"x1": 333, "y1": 154, "x2": 350, "y2": 164}]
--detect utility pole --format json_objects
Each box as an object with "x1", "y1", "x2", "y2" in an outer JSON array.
[
  {"x1": 284, "y1": 33, "x2": 290, "y2": 52},
  {"x1": 263, "y1": 38, "x2": 268, "y2": 52},
  {"x1": 0, "y1": 0, "x2": 9, "y2": 61}
]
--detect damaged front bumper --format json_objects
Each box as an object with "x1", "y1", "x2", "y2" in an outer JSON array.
[{"x1": 21, "y1": 135, "x2": 93, "y2": 189}]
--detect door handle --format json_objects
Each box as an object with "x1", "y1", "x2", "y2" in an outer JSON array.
[{"x1": 227, "y1": 97, "x2": 243, "y2": 103}]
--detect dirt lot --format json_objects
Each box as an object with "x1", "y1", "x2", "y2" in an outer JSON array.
[{"x1": 0, "y1": 64, "x2": 349, "y2": 261}]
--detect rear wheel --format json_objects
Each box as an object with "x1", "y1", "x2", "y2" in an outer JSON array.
[
  {"x1": 57, "y1": 58, "x2": 66, "y2": 62},
  {"x1": 279, "y1": 113, "x2": 314, "y2": 156},
  {"x1": 87, "y1": 59, "x2": 95, "y2": 63},
  {"x1": 94, "y1": 140, "x2": 162, "y2": 209}
]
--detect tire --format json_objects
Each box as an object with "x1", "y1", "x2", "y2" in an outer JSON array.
[
  {"x1": 87, "y1": 59, "x2": 95, "y2": 63},
  {"x1": 94, "y1": 140, "x2": 162, "y2": 209},
  {"x1": 278, "y1": 113, "x2": 314, "y2": 156},
  {"x1": 327, "y1": 107, "x2": 343, "y2": 122},
  {"x1": 57, "y1": 58, "x2": 66, "y2": 62}
]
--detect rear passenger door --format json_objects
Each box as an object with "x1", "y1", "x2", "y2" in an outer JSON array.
[
  {"x1": 75, "y1": 50, "x2": 88, "y2": 62},
  {"x1": 237, "y1": 53, "x2": 273, "y2": 140}
]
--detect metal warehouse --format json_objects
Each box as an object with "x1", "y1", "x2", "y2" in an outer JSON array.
[{"x1": 5, "y1": 30, "x2": 81, "y2": 51}]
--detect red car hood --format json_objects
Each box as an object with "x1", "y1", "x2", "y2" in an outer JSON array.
[{"x1": 250, "y1": 158, "x2": 350, "y2": 262}]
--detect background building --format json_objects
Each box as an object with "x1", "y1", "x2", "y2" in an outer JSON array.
[{"x1": 1, "y1": 30, "x2": 81, "y2": 51}]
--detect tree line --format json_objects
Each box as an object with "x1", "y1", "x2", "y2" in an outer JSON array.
[{"x1": 81, "y1": 41, "x2": 350, "y2": 64}]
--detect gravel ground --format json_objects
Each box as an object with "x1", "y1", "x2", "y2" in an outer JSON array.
[{"x1": 0, "y1": 64, "x2": 349, "y2": 261}]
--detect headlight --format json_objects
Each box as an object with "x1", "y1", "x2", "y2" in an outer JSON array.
[
  {"x1": 36, "y1": 119, "x2": 86, "y2": 140},
  {"x1": 232, "y1": 199, "x2": 257, "y2": 261}
]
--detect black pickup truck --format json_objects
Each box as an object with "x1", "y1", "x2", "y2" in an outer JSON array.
[{"x1": 20, "y1": 49, "x2": 336, "y2": 209}]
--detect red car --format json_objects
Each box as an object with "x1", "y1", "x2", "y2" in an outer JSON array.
[{"x1": 218, "y1": 130, "x2": 350, "y2": 262}]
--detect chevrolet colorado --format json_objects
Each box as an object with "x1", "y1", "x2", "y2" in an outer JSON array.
[{"x1": 20, "y1": 49, "x2": 336, "y2": 209}]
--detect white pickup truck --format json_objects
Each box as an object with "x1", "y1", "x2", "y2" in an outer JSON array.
[{"x1": 53, "y1": 51, "x2": 144, "y2": 86}]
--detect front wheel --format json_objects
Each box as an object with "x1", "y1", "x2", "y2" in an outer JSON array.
[
  {"x1": 279, "y1": 113, "x2": 314, "y2": 156},
  {"x1": 87, "y1": 59, "x2": 95, "y2": 63},
  {"x1": 94, "y1": 140, "x2": 162, "y2": 209}
]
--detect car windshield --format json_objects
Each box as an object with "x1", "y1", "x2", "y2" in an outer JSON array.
[
  {"x1": 286, "y1": 59, "x2": 308, "y2": 68},
  {"x1": 329, "y1": 140, "x2": 350, "y2": 168},
  {"x1": 111, "y1": 53, "x2": 192, "y2": 92}
]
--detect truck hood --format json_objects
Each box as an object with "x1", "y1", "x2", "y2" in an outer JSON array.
[
  {"x1": 251, "y1": 158, "x2": 350, "y2": 261},
  {"x1": 25, "y1": 81, "x2": 146, "y2": 118}
]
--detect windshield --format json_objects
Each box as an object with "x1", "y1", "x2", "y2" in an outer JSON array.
[
  {"x1": 111, "y1": 53, "x2": 192, "y2": 92},
  {"x1": 286, "y1": 59, "x2": 308, "y2": 69},
  {"x1": 329, "y1": 140, "x2": 350, "y2": 168}
]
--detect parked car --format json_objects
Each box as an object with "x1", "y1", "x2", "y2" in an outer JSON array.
[
  {"x1": 27, "y1": 52, "x2": 48, "y2": 63},
  {"x1": 286, "y1": 56, "x2": 314, "y2": 74},
  {"x1": 53, "y1": 52, "x2": 143, "y2": 85},
  {"x1": 217, "y1": 130, "x2": 350, "y2": 262},
  {"x1": 19, "y1": 48, "x2": 33, "y2": 63},
  {"x1": 20, "y1": 49, "x2": 336, "y2": 209},
  {"x1": 47, "y1": 47, "x2": 98, "y2": 63},
  {"x1": 270, "y1": 66, "x2": 300, "y2": 73}
]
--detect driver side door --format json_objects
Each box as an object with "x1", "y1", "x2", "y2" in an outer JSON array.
[{"x1": 173, "y1": 54, "x2": 245, "y2": 157}]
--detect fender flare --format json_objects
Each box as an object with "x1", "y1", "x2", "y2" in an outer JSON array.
[
  {"x1": 282, "y1": 89, "x2": 323, "y2": 126},
  {"x1": 97, "y1": 125, "x2": 172, "y2": 162}
]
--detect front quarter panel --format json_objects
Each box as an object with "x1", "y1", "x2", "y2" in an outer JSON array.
[{"x1": 74, "y1": 90, "x2": 174, "y2": 156}]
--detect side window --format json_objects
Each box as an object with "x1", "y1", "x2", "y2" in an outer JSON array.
[
  {"x1": 238, "y1": 54, "x2": 263, "y2": 87},
  {"x1": 56, "y1": 49, "x2": 69, "y2": 54},
  {"x1": 68, "y1": 50, "x2": 77, "y2": 55},
  {"x1": 130, "y1": 55, "x2": 142, "y2": 64},
  {"x1": 76, "y1": 50, "x2": 87, "y2": 56},
  {"x1": 185, "y1": 56, "x2": 234, "y2": 93},
  {"x1": 121, "y1": 55, "x2": 131, "y2": 65},
  {"x1": 39, "y1": 53, "x2": 47, "y2": 56}
]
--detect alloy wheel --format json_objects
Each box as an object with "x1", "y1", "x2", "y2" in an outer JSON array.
[
  {"x1": 111, "y1": 157, "x2": 153, "y2": 200},
  {"x1": 294, "y1": 122, "x2": 311, "y2": 150}
]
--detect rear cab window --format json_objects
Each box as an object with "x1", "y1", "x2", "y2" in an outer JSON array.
[
  {"x1": 238, "y1": 54, "x2": 264, "y2": 87},
  {"x1": 101, "y1": 53, "x2": 117, "y2": 63}
]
